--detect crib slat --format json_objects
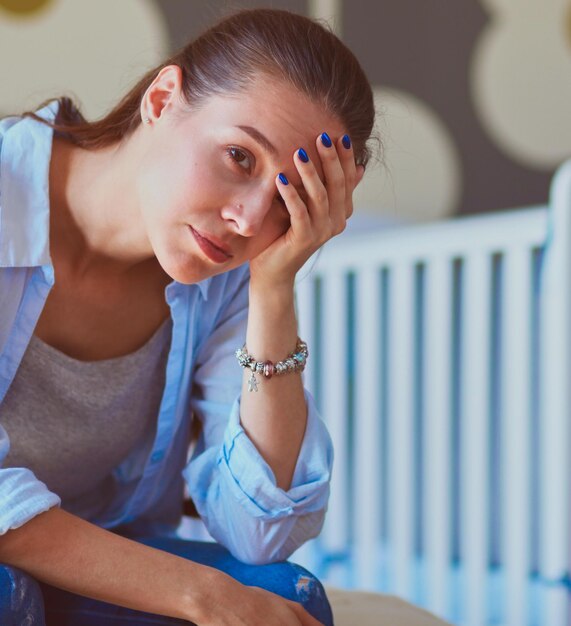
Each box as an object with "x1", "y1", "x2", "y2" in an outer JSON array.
[
  {"x1": 539, "y1": 162, "x2": 571, "y2": 588},
  {"x1": 423, "y1": 258, "x2": 453, "y2": 618},
  {"x1": 501, "y1": 248, "x2": 533, "y2": 626},
  {"x1": 460, "y1": 253, "x2": 491, "y2": 626},
  {"x1": 320, "y1": 271, "x2": 350, "y2": 585},
  {"x1": 387, "y1": 261, "x2": 415, "y2": 599},
  {"x1": 354, "y1": 267, "x2": 383, "y2": 590}
]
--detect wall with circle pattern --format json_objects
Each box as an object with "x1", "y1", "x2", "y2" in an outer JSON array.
[{"x1": 0, "y1": 0, "x2": 568, "y2": 220}]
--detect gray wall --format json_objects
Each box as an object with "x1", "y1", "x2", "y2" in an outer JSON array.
[{"x1": 1, "y1": 0, "x2": 568, "y2": 219}]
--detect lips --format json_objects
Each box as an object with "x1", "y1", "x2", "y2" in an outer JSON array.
[{"x1": 189, "y1": 226, "x2": 233, "y2": 264}]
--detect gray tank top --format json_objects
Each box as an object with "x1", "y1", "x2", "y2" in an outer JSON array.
[{"x1": 0, "y1": 317, "x2": 172, "y2": 519}]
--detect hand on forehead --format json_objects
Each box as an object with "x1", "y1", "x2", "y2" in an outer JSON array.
[{"x1": 231, "y1": 80, "x2": 347, "y2": 187}]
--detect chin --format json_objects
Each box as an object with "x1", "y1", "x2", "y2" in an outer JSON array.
[
  {"x1": 161, "y1": 262, "x2": 209, "y2": 286},
  {"x1": 156, "y1": 251, "x2": 226, "y2": 286}
]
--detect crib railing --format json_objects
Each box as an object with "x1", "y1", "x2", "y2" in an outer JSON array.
[{"x1": 292, "y1": 160, "x2": 571, "y2": 626}]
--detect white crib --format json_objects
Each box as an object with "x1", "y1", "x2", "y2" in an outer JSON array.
[{"x1": 291, "y1": 160, "x2": 571, "y2": 626}]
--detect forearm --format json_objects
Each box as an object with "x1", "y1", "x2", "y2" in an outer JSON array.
[
  {"x1": 240, "y1": 278, "x2": 308, "y2": 491},
  {"x1": 0, "y1": 507, "x2": 224, "y2": 623}
]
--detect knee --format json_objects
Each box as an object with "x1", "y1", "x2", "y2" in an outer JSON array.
[
  {"x1": 286, "y1": 563, "x2": 334, "y2": 626},
  {"x1": 0, "y1": 564, "x2": 45, "y2": 625}
]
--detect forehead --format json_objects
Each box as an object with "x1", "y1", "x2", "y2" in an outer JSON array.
[
  {"x1": 185, "y1": 78, "x2": 344, "y2": 157},
  {"x1": 237, "y1": 78, "x2": 340, "y2": 131}
]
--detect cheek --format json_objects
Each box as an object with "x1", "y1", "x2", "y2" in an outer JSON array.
[
  {"x1": 183, "y1": 159, "x2": 239, "y2": 213},
  {"x1": 138, "y1": 156, "x2": 182, "y2": 221},
  {"x1": 148, "y1": 165, "x2": 222, "y2": 225}
]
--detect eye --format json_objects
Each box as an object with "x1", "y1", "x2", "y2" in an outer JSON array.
[{"x1": 226, "y1": 146, "x2": 253, "y2": 172}]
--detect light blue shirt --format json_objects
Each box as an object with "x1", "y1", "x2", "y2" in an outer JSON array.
[{"x1": 0, "y1": 101, "x2": 333, "y2": 565}]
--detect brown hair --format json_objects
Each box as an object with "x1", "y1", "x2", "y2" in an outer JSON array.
[{"x1": 21, "y1": 8, "x2": 376, "y2": 166}]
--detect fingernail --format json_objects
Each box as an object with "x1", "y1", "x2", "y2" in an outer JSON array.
[
  {"x1": 278, "y1": 173, "x2": 289, "y2": 185},
  {"x1": 297, "y1": 148, "x2": 309, "y2": 163},
  {"x1": 342, "y1": 134, "x2": 351, "y2": 149},
  {"x1": 320, "y1": 132, "x2": 332, "y2": 148}
]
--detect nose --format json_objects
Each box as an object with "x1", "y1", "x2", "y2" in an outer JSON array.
[{"x1": 221, "y1": 188, "x2": 274, "y2": 237}]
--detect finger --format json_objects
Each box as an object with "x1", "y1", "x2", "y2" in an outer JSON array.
[
  {"x1": 345, "y1": 162, "x2": 366, "y2": 222},
  {"x1": 336, "y1": 133, "x2": 358, "y2": 189},
  {"x1": 275, "y1": 172, "x2": 312, "y2": 242},
  {"x1": 292, "y1": 147, "x2": 330, "y2": 223},
  {"x1": 335, "y1": 134, "x2": 359, "y2": 219},
  {"x1": 315, "y1": 133, "x2": 347, "y2": 226}
]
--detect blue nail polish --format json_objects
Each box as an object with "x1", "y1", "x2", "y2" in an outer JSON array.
[
  {"x1": 342, "y1": 134, "x2": 352, "y2": 149},
  {"x1": 321, "y1": 132, "x2": 332, "y2": 148},
  {"x1": 298, "y1": 148, "x2": 309, "y2": 163},
  {"x1": 278, "y1": 173, "x2": 289, "y2": 185}
]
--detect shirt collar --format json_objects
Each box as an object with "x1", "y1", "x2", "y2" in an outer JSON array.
[
  {"x1": 0, "y1": 99, "x2": 57, "y2": 267},
  {"x1": 197, "y1": 276, "x2": 213, "y2": 300},
  {"x1": 172, "y1": 275, "x2": 213, "y2": 301},
  {"x1": 0, "y1": 99, "x2": 214, "y2": 301}
]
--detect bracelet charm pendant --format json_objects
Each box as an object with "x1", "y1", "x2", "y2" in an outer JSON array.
[{"x1": 248, "y1": 370, "x2": 259, "y2": 392}]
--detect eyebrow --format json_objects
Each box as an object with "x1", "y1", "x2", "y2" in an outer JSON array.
[{"x1": 235, "y1": 125, "x2": 278, "y2": 157}]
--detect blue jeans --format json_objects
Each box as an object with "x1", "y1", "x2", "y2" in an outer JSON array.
[{"x1": 0, "y1": 537, "x2": 334, "y2": 625}]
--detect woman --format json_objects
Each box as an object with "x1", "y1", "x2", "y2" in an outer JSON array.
[{"x1": 0, "y1": 8, "x2": 375, "y2": 625}]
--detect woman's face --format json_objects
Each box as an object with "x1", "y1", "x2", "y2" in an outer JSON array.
[{"x1": 136, "y1": 68, "x2": 346, "y2": 285}]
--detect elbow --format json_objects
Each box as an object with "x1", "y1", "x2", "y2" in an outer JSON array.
[
  {"x1": 217, "y1": 522, "x2": 295, "y2": 566},
  {"x1": 222, "y1": 510, "x2": 326, "y2": 566}
]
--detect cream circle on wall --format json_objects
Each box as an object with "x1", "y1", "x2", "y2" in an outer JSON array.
[
  {"x1": 0, "y1": 0, "x2": 169, "y2": 119},
  {"x1": 353, "y1": 86, "x2": 462, "y2": 223},
  {"x1": 471, "y1": 0, "x2": 571, "y2": 169}
]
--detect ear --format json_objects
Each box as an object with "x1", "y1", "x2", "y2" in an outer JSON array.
[
  {"x1": 355, "y1": 164, "x2": 366, "y2": 188},
  {"x1": 140, "y1": 64, "x2": 184, "y2": 125}
]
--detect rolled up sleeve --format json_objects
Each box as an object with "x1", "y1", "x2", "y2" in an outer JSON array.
[
  {"x1": 0, "y1": 424, "x2": 61, "y2": 535},
  {"x1": 183, "y1": 267, "x2": 333, "y2": 565}
]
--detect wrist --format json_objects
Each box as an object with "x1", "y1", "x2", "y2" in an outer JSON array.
[
  {"x1": 245, "y1": 286, "x2": 298, "y2": 363},
  {"x1": 249, "y1": 278, "x2": 295, "y2": 307},
  {"x1": 249, "y1": 272, "x2": 295, "y2": 296},
  {"x1": 182, "y1": 567, "x2": 240, "y2": 623}
]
